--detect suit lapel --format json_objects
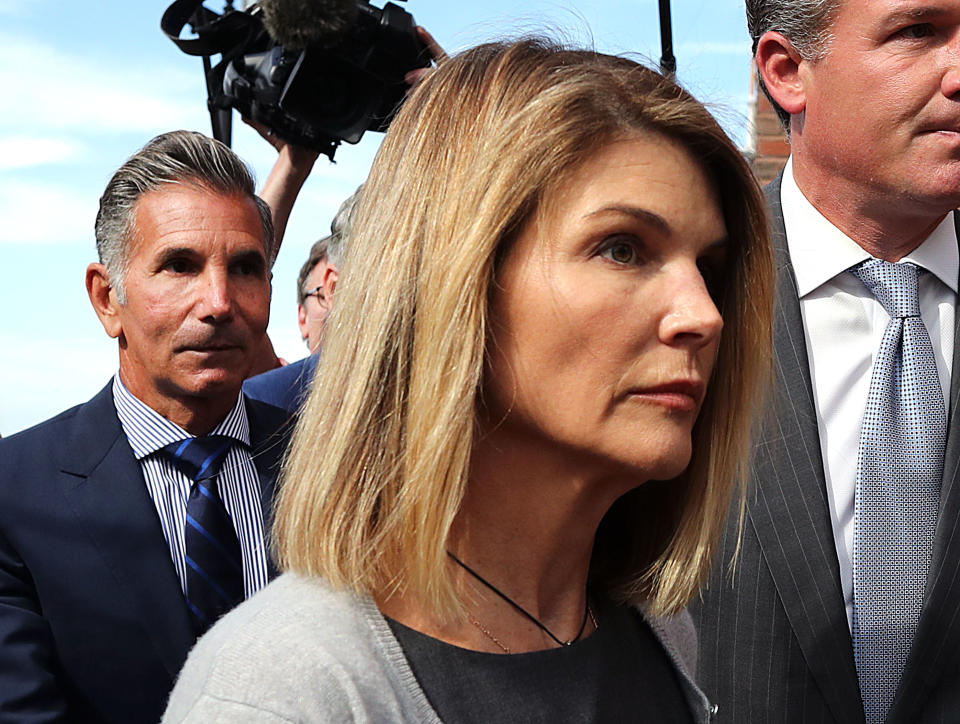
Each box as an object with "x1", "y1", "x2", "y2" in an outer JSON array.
[
  {"x1": 59, "y1": 383, "x2": 194, "y2": 678},
  {"x1": 888, "y1": 210, "x2": 960, "y2": 722},
  {"x1": 747, "y1": 179, "x2": 865, "y2": 724}
]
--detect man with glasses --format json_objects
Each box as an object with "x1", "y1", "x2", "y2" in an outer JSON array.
[{"x1": 297, "y1": 236, "x2": 334, "y2": 354}]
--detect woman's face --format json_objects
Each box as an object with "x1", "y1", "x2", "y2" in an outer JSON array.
[{"x1": 484, "y1": 133, "x2": 727, "y2": 482}]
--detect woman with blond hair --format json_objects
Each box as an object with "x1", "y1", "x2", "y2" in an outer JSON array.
[{"x1": 165, "y1": 37, "x2": 773, "y2": 723}]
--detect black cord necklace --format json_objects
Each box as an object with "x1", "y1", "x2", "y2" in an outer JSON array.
[{"x1": 447, "y1": 551, "x2": 592, "y2": 647}]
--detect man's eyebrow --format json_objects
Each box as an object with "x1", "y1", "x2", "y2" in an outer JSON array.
[
  {"x1": 231, "y1": 249, "x2": 268, "y2": 269},
  {"x1": 582, "y1": 205, "x2": 671, "y2": 235},
  {"x1": 232, "y1": 248, "x2": 267, "y2": 262},
  {"x1": 155, "y1": 246, "x2": 199, "y2": 263},
  {"x1": 883, "y1": 4, "x2": 950, "y2": 24}
]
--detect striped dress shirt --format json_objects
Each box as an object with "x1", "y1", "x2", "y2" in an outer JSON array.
[{"x1": 112, "y1": 375, "x2": 269, "y2": 600}]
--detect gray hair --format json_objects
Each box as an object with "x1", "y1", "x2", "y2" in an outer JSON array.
[
  {"x1": 294, "y1": 185, "x2": 364, "y2": 304},
  {"x1": 746, "y1": 0, "x2": 839, "y2": 129},
  {"x1": 326, "y1": 184, "x2": 362, "y2": 269},
  {"x1": 95, "y1": 130, "x2": 276, "y2": 303}
]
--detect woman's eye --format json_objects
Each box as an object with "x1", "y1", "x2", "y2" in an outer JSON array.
[{"x1": 600, "y1": 240, "x2": 640, "y2": 265}]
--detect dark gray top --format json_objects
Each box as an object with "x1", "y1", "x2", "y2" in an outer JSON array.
[{"x1": 388, "y1": 596, "x2": 694, "y2": 723}]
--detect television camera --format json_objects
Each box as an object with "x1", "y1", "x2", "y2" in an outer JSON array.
[{"x1": 162, "y1": 0, "x2": 429, "y2": 160}]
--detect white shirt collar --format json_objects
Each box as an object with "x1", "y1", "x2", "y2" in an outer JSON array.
[
  {"x1": 780, "y1": 157, "x2": 959, "y2": 297},
  {"x1": 112, "y1": 374, "x2": 251, "y2": 460}
]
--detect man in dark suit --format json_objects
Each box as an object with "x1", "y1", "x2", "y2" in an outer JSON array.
[
  {"x1": 693, "y1": 1, "x2": 960, "y2": 722},
  {"x1": 0, "y1": 130, "x2": 292, "y2": 723}
]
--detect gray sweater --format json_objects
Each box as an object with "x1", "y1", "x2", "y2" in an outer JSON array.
[{"x1": 163, "y1": 573, "x2": 714, "y2": 723}]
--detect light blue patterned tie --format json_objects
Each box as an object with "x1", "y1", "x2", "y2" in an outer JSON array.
[{"x1": 851, "y1": 260, "x2": 945, "y2": 723}]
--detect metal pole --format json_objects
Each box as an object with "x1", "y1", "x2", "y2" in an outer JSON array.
[
  {"x1": 658, "y1": 0, "x2": 676, "y2": 75},
  {"x1": 191, "y1": 9, "x2": 233, "y2": 147}
]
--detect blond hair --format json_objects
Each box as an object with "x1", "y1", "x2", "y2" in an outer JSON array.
[{"x1": 276, "y1": 38, "x2": 774, "y2": 617}]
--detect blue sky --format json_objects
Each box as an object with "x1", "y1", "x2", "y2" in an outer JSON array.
[{"x1": 0, "y1": 0, "x2": 753, "y2": 436}]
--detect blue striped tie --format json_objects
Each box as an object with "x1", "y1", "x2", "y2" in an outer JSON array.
[
  {"x1": 850, "y1": 260, "x2": 945, "y2": 723},
  {"x1": 162, "y1": 436, "x2": 244, "y2": 635}
]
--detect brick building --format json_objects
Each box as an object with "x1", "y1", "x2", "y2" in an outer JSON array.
[{"x1": 747, "y1": 72, "x2": 790, "y2": 185}]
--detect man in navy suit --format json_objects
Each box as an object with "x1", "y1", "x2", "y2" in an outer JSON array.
[
  {"x1": 693, "y1": 1, "x2": 960, "y2": 722},
  {"x1": 0, "y1": 131, "x2": 292, "y2": 723}
]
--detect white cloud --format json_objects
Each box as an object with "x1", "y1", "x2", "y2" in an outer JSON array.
[
  {"x1": 0, "y1": 180, "x2": 97, "y2": 244},
  {"x1": 0, "y1": 33, "x2": 206, "y2": 135},
  {"x1": 0, "y1": 135, "x2": 85, "y2": 170}
]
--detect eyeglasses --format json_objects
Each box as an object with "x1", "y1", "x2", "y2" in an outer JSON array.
[{"x1": 303, "y1": 285, "x2": 327, "y2": 305}]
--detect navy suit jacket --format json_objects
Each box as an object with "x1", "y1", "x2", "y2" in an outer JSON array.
[
  {"x1": 243, "y1": 354, "x2": 318, "y2": 414},
  {"x1": 691, "y1": 180, "x2": 960, "y2": 723},
  {"x1": 0, "y1": 382, "x2": 293, "y2": 724}
]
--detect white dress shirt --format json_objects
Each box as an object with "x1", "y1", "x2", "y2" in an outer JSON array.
[
  {"x1": 112, "y1": 375, "x2": 270, "y2": 600},
  {"x1": 780, "y1": 158, "x2": 959, "y2": 630}
]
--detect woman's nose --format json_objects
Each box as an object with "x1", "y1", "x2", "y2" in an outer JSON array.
[{"x1": 658, "y1": 265, "x2": 724, "y2": 348}]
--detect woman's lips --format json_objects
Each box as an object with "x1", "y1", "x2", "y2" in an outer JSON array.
[{"x1": 626, "y1": 380, "x2": 704, "y2": 412}]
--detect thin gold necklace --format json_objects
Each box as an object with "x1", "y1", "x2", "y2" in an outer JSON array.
[{"x1": 468, "y1": 614, "x2": 512, "y2": 653}]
